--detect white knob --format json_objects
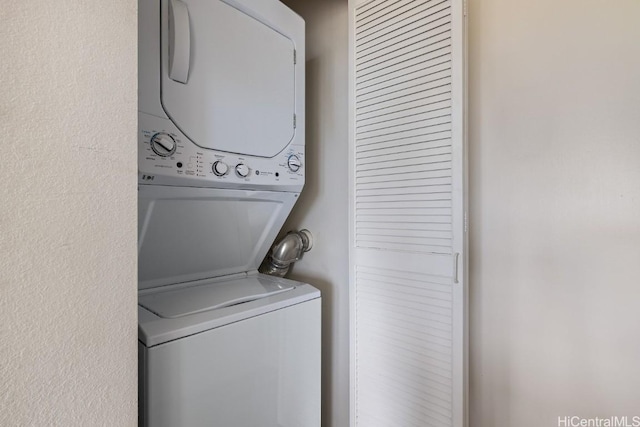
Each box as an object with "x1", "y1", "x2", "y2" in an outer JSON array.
[
  {"x1": 287, "y1": 155, "x2": 302, "y2": 172},
  {"x1": 150, "y1": 133, "x2": 177, "y2": 157},
  {"x1": 212, "y1": 161, "x2": 229, "y2": 176},
  {"x1": 235, "y1": 163, "x2": 250, "y2": 177}
]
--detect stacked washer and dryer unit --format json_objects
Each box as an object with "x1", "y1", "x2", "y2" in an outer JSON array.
[{"x1": 137, "y1": 0, "x2": 320, "y2": 425}]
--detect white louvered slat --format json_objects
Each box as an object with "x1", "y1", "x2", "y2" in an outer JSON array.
[
  {"x1": 356, "y1": 181, "x2": 451, "y2": 192},
  {"x1": 355, "y1": 0, "x2": 393, "y2": 18},
  {"x1": 356, "y1": 163, "x2": 452, "y2": 179},
  {"x1": 357, "y1": 332, "x2": 452, "y2": 374},
  {"x1": 357, "y1": 264, "x2": 452, "y2": 284},
  {"x1": 361, "y1": 306, "x2": 451, "y2": 345},
  {"x1": 358, "y1": 368, "x2": 452, "y2": 407},
  {"x1": 351, "y1": 0, "x2": 465, "y2": 425},
  {"x1": 357, "y1": 134, "x2": 451, "y2": 155},
  {"x1": 358, "y1": 304, "x2": 453, "y2": 337},
  {"x1": 356, "y1": 16, "x2": 451, "y2": 59},
  {"x1": 357, "y1": 125, "x2": 452, "y2": 149},
  {"x1": 356, "y1": 72, "x2": 452, "y2": 109},
  {"x1": 356, "y1": 192, "x2": 452, "y2": 202},
  {"x1": 357, "y1": 84, "x2": 451, "y2": 116},
  {"x1": 356, "y1": 171, "x2": 452, "y2": 186},
  {"x1": 357, "y1": 222, "x2": 452, "y2": 232},
  {"x1": 357, "y1": 30, "x2": 452, "y2": 76},
  {"x1": 356, "y1": 215, "x2": 451, "y2": 225},
  {"x1": 358, "y1": 58, "x2": 451, "y2": 92},
  {"x1": 357, "y1": 0, "x2": 443, "y2": 32},
  {"x1": 355, "y1": 0, "x2": 402, "y2": 23},
  {"x1": 357, "y1": 47, "x2": 452, "y2": 91},
  {"x1": 358, "y1": 282, "x2": 453, "y2": 311},
  {"x1": 354, "y1": 264, "x2": 455, "y2": 427},
  {"x1": 357, "y1": 176, "x2": 451, "y2": 188},
  {"x1": 357, "y1": 151, "x2": 452, "y2": 168},
  {"x1": 357, "y1": 52, "x2": 452, "y2": 92},
  {"x1": 357, "y1": 97, "x2": 451, "y2": 128},
  {"x1": 357, "y1": 199, "x2": 452, "y2": 209},
  {"x1": 357, "y1": 209, "x2": 451, "y2": 218},
  {"x1": 356, "y1": 0, "x2": 451, "y2": 43},
  {"x1": 357, "y1": 106, "x2": 452, "y2": 135},
  {"x1": 357, "y1": 137, "x2": 451, "y2": 157},
  {"x1": 358, "y1": 312, "x2": 451, "y2": 346},
  {"x1": 355, "y1": 176, "x2": 451, "y2": 188},
  {"x1": 359, "y1": 227, "x2": 451, "y2": 238},
  {"x1": 358, "y1": 148, "x2": 451, "y2": 166},
  {"x1": 356, "y1": 242, "x2": 450, "y2": 254}
]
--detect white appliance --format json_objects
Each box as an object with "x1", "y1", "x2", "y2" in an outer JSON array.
[
  {"x1": 138, "y1": 275, "x2": 320, "y2": 427},
  {"x1": 137, "y1": 0, "x2": 320, "y2": 425}
]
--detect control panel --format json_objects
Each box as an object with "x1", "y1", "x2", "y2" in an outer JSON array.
[{"x1": 139, "y1": 113, "x2": 304, "y2": 191}]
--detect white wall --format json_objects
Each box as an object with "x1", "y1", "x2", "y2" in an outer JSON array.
[
  {"x1": 0, "y1": 1, "x2": 138, "y2": 425},
  {"x1": 279, "y1": 1, "x2": 350, "y2": 426},
  {"x1": 468, "y1": 0, "x2": 640, "y2": 425}
]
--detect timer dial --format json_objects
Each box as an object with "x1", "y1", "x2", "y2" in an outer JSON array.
[
  {"x1": 212, "y1": 161, "x2": 229, "y2": 176},
  {"x1": 287, "y1": 155, "x2": 302, "y2": 172},
  {"x1": 235, "y1": 163, "x2": 250, "y2": 178},
  {"x1": 150, "y1": 133, "x2": 177, "y2": 157}
]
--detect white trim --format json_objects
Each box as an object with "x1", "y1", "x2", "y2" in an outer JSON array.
[
  {"x1": 347, "y1": 2, "x2": 357, "y2": 426},
  {"x1": 450, "y1": 0, "x2": 468, "y2": 423}
]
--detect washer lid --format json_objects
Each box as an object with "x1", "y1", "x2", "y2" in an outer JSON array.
[
  {"x1": 140, "y1": 275, "x2": 294, "y2": 319},
  {"x1": 138, "y1": 186, "x2": 298, "y2": 290},
  {"x1": 138, "y1": 276, "x2": 320, "y2": 347},
  {"x1": 161, "y1": 0, "x2": 296, "y2": 158}
]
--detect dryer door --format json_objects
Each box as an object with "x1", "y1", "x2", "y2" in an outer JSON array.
[{"x1": 160, "y1": 0, "x2": 296, "y2": 158}]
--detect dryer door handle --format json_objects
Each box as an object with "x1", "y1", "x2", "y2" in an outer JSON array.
[{"x1": 168, "y1": 0, "x2": 190, "y2": 84}]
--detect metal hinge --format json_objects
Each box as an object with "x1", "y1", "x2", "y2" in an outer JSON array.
[
  {"x1": 293, "y1": 114, "x2": 297, "y2": 129},
  {"x1": 463, "y1": 0, "x2": 468, "y2": 16},
  {"x1": 294, "y1": 50, "x2": 297, "y2": 64}
]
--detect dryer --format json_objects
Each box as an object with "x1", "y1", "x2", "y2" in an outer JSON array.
[
  {"x1": 138, "y1": 0, "x2": 305, "y2": 191},
  {"x1": 137, "y1": 0, "x2": 320, "y2": 425}
]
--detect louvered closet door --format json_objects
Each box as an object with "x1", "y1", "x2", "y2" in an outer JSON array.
[{"x1": 349, "y1": 0, "x2": 467, "y2": 426}]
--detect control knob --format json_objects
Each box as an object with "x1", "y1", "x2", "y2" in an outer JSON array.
[
  {"x1": 235, "y1": 163, "x2": 250, "y2": 178},
  {"x1": 212, "y1": 161, "x2": 229, "y2": 176},
  {"x1": 287, "y1": 155, "x2": 302, "y2": 172},
  {"x1": 150, "y1": 132, "x2": 177, "y2": 157}
]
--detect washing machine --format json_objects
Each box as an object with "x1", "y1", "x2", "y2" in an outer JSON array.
[
  {"x1": 137, "y1": 0, "x2": 320, "y2": 425},
  {"x1": 138, "y1": 274, "x2": 320, "y2": 427}
]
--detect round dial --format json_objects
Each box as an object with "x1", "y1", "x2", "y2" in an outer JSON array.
[
  {"x1": 212, "y1": 161, "x2": 229, "y2": 176},
  {"x1": 235, "y1": 163, "x2": 250, "y2": 178},
  {"x1": 287, "y1": 155, "x2": 302, "y2": 172},
  {"x1": 150, "y1": 133, "x2": 176, "y2": 157}
]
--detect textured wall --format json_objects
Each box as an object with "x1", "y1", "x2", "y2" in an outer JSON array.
[
  {"x1": 279, "y1": 1, "x2": 350, "y2": 426},
  {"x1": 468, "y1": 0, "x2": 640, "y2": 425},
  {"x1": 0, "y1": 1, "x2": 138, "y2": 425}
]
